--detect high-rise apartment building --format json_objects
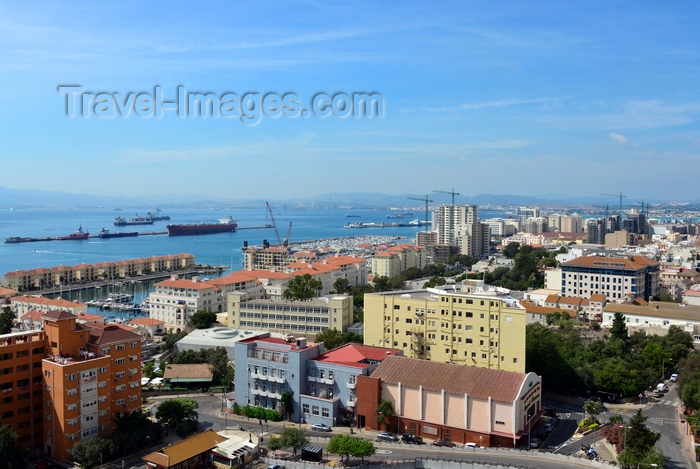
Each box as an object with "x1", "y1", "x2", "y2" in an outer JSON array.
[
  {"x1": 435, "y1": 205, "x2": 489, "y2": 257},
  {"x1": 0, "y1": 311, "x2": 142, "y2": 461}
]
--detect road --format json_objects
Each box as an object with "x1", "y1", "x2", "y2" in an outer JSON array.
[
  {"x1": 542, "y1": 384, "x2": 695, "y2": 469},
  {"x1": 140, "y1": 389, "x2": 697, "y2": 469}
]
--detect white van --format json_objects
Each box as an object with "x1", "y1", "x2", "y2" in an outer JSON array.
[
  {"x1": 670, "y1": 373, "x2": 679, "y2": 382},
  {"x1": 656, "y1": 383, "x2": 668, "y2": 393}
]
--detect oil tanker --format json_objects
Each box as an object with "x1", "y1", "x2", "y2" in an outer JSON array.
[{"x1": 166, "y1": 216, "x2": 237, "y2": 236}]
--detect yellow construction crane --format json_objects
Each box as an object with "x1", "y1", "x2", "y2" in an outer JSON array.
[
  {"x1": 407, "y1": 195, "x2": 433, "y2": 231},
  {"x1": 600, "y1": 192, "x2": 627, "y2": 217},
  {"x1": 433, "y1": 189, "x2": 460, "y2": 245}
]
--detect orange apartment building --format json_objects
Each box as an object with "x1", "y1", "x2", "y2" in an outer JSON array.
[{"x1": 0, "y1": 310, "x2": 142, "y2": 463}]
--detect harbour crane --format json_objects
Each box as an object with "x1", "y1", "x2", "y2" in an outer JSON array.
[
  {"x1": 265, "y1": 201, "x2": 282, "y2": 245},
  {"x1": 433, "y1": 189, "x2": 460, "y2": 245},
  {"x1": 407, "y1": 195, "x2": 433, "y2": 232},
  {"x1": 600, "y1": 192, "x2": 627, "y2": 217}
]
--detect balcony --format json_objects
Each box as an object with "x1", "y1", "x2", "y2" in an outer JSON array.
[
  {"x1": 347, "y1": 397, "x2": 356, "y2": 407},
  {"x1": 268, "y1": 391, "x2": 282, "y2": 400},
  {"x1": 307, "y1": 376, "x2": 318, "y2": 383},
  {"x1": 347, "y1": 381, "x2": 356, "y2": 390},
  {"x1": 251, "y1": 389, "x2": 268, "y2": 397},
  {"x1": 321, "y1": 377, "x2": 335, "y2": 385},
  {"x1": 269, "y1": 375, "x2": 286, "y2": 384}
]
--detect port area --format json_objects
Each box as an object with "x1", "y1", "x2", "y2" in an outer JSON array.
[{"x1": 4, "y1": 225, "x2": 271, "y2": 243}]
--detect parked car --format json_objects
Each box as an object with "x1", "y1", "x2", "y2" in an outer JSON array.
[
  {"x1": 267, "y1": 465, "x2": 284, "y2": 469},
  {"x1": 543, "y1": 408, "x2": 558, "y2": 417},
  {"x1": 530, "y1": 438, "x2": 541, "y2": 449},
  {"x1": 310, "y1": 423, "x2": 332, "y2": 432},
  {"x1": 377, "y1": 432, "x2": 398, "y2": 442},
  {"x1": 550, "y1": 417, "x2": 560, "y2": 426},
  {"x1": 432, "y1": 440, "x2": 456, "y2": 447},
  {"x1": 401, "y1": 434, "x2": 424, "y2": 444},
  {"x1": 464, "y1": 442, "x2": 480, "y2": 448},
  {"x1": 670, "y1": 373, "x2": 679, "y2": 382}
]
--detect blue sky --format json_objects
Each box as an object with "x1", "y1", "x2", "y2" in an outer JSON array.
[{"x1": 1, "y1": 1, "x2": 699, "y2": 201}]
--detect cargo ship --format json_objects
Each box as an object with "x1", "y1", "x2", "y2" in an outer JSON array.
[
  {"x1": 56, "y1": 226, "x2": 89, "y2": 240},
  {"x1": 147, "y1": 211, "x2": 171, "y2": 221},
  {"x1": 114, "y1": 214, "x2": 155, "y2": 226},
  {"x1": 166, "y1": 216, "x2": 237, "y2": 236},
  {"x1": 98, "y1": 228, "x2": 139, "y2": 239}
]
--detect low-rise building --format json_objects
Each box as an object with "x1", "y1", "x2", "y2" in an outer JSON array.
[
  {"x1": 602, "y1": 301, "x2": 700, "y2": 339},
  {"x1": 356, "y1": 355, "x2": 542, "y2": 447},
  {"x1": 11, "y1": 296, "x2": 87, "y2": 317},
  {"x1": 227, "y1": 293, "x2": 353, "y2": 336}
]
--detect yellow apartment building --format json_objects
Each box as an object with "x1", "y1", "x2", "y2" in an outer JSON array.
[{"x1": 363, "y1": 287, "x2": 526, "y2": 373}]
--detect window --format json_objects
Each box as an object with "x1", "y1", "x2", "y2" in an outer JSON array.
[
  {"x1": 312, "y1": 406, "x2": 319, "y2": 416},
  {"x1": 130, "y1": 341, "x2": 138, "y2": 348},
  {"x1": 67, "y1": 373, "x2": 77, "y2": 381},
  {"x1": 302, "y1": 404, "x2": 309, "y2": 414},
  {"x1": 116, "y1": 398, "x2": 126, "y2": 406},
  {"x1": 67, "y1": 388, "x2": 77, "y2": 396},
  {"x1": 513, "y1": 358, "x2": 518, "y2": 363},
  {"x1": 116, "y1": 344, "x2": 126, "y2": 351},
  {"x1": 67, "y1": 418, "x2": 78, "y2": 426},
  {"x1": 67, "y1": 403, "x2": 77, "y2": 411},
  {"x1": 98, "y1": 367, "x2": 107, "y2": 374},
  {"x1": 481, "y1": 354, "x2": 487, "y2": 359},
  {"x1": 116, "y1": 385, "x2": 126, "y2": 392},
  {"x1": 322, "y1": 407, "x2": 329, "y2": 417},
  {"x1": 115, "y1": 371, "x2": 126, "y2": 379},
  {"x1": 98, "y1": 381, "x2": 107, "y2": 389},
  {"x1": 115, "y1": 358, "x2": 126, "y2": 365}
]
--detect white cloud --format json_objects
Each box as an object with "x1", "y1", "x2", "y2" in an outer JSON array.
[{"x1": 609, "y1": 132, "x2": 628, "y2": 144}]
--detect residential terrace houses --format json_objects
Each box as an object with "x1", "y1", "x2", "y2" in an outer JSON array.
[{"x1": 1, "y1": 254, "x2": 196, "y2": 291}]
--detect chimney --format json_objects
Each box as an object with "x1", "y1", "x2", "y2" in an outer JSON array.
[{"x1": 296, "y1": 338, "x2": 307, "y2": 348}]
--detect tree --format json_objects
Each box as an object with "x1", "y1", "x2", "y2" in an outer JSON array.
[
  {"x1": 502, "y1": 242, "x2": 521, "y2": 259},
  {"x1": 350, "y1": 438, "x2": 376, "y2": 461},
  {"x1": 0, "y1": 306, "x2": 14, "y2": 334},
  {"x1": 156, "y1": 399, "x2": 199, "y2": 429},
  {"x1": 280, "y1": 392, "x2": 293, "y2": 421},
  {"x1": 279, "y1": 427, "x2": 309, "y2": 456},
  {"x1": 315, "y1": 329, "x2": 344, "y2": 350},
  {"x1": 372, "y1": 276, "x2": 390, "y2": 292},
  {"x1": 583, "y1": 399, "x2": 602, "y2": 425},
  {"x1": 422, "y1": 276, "x2": 447, "y2": 288},
  {"x1": 376, "y1": 400, "x2": 395, "y2": 431},
  {"x1": 610, "y1": 312, "x2": 628, "y2": 342},
  {"x1": 0, "y1": 424, "x2": 28, "y2": 469},
  {"x1": 162, "y1": 330, "x2": 187, "y2": 351},
  {"x1": 334, "y1": 278, "x2": 349, "y2": 294},
  {"x1": 189, "y1": 310, "x2": 217, "y2": 329},
  {"x1": 70, "y1": 436, "x2": 118, "y2": 469},
  {"x1": 617, "y1": 409, "x2": 662, "y2": 468},
  {"x1": 283, "y1": 274, "x2": 323, "y2": 300},
  {"x1": 327, "y1": 434, "x2": 354, "y2": 462},
  {"x1": 110, "y1": 410, "x2": 163, "y2": 456},
  {"x1": 267, "y1": 436, "x2": 284, "y2": 456}
]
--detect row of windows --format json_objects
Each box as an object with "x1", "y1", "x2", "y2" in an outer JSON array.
[
  {"x1": 239, "y1": 313, "x2": 332, "y2": 321},
  {"x1": 239, "y1": 322, "x2": 327, "y2": 332}
]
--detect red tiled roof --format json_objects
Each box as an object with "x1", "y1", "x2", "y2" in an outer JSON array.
[
  {"x1": 156, "y1": 279, "x2": 220, "y2": 291},
  {"x1": 314, "y1": 343, "x2": 401, "y2": 368},
  {"x1": 129, "y1": 317, "x2": 165, "y2": 326},
  {"x1": 88, "y1": 324, "x2": 141, "y2": 345}
]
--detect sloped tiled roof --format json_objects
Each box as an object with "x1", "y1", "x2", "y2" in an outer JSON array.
[
  {"x1": 370, "y1": 355, "x2": 528, "y2": 403},
  {"x1": 313, "y1": 343, "x2": 401, "y2": 368},
  {"x1": 163, "y1": 364, "x2": 213, "y2": 380},
  {"x1": 88, "y1": 324, "x2": 140, "y2": 345},
  {"x1": 129, "y1": 317, "x2": 165, "y2": 326},
  {"x1": 143, "y1": 429, "x2": 228, "y2": 467}
]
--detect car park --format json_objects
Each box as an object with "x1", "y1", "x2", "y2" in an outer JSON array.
[
  {"x1": 401, "y1": 434, "x2": 423, "y2": 444},
  {"x1": 432, "y1": 440, "x2": 456, "y2": 447},
  {"x1": 310, "y1": 423, "x2": 332, "y2": 432},
  {"x1": 377, "y1": 432, "x2": 398, "y2": 442}
]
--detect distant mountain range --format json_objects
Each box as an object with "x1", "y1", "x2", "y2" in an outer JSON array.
[{"x1": 0, "y1": 186, "x2": 694, "y2": 210}]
